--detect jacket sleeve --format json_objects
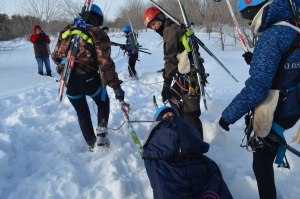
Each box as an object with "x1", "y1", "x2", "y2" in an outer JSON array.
[
  {"x1": 90, "y1": 28, "x2": 123, "y2": 89},
  {"x1": 163, "y1": 25, "x2": 186, "y2": 83},
  {"x1": 126, "y1": 34, "x2": 135, "y2": 51},
  {"x1": 221, "y1": 27, "x2": 294, "y2": 124},
  {"x1": 45, "y1": 35, "x2": 51, "y2": 44},
  {"x1": 30, "y1": 34, "x2": 38, "y2": 44}
]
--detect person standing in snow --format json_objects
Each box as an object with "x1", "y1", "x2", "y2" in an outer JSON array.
[
  {"x1": 52, "y1": 4, "x2": 125, "y2": 152},
  {"x1": 30, "y1": 25, "x2": 52, "y2": 76},
  {"x1": 143, "y1": 7, "x2": 207, "y2": 139},
  {"x1": 120, "y1": 25, "x2": 139, "y2": 79},
  {"x1": 219, "y1": 0, "x2": 300, "y2": 198},
  {"x1": 143, "y1": 106, "x2": 233, "y2": 199},
  {"x1": 101, "y1": 26, "x2": 109, "y2": 34}
]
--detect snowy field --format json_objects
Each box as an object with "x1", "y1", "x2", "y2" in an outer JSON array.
[{"x1": 0, "y1": 29, "x2": 300, "y2": 199}]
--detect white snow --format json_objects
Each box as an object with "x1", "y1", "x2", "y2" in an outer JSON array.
[{"x1": 0, "y1": 29, "x2": 300, "y2": 199}]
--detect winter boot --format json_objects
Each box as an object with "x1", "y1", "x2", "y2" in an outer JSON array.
[
  {"x1": 38, "y1": 72, "x2": 43, "y2": 76},
  {"x1": 46, "y1": 71, "x2": 52, "y2": 77},
  {"x1": 96, "y1": 118, "x2": 110, "y2": 146}
]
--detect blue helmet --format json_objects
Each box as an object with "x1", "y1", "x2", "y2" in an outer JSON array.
[
  {"x1": 90, "y1": 4, "x2": 104, "y2": 26},
  {"x1": 237, "y1": 0, "x2": 267, "y2": 12},
  {"x1": 102, "y1": 25, "x2": 109, "y2": 31},
  {"x1": 154, "y1": 106, "x2": 177, "y2": 121},
  {"x1": 123, "y1": 25, "x2": 132, "y2": 33}
]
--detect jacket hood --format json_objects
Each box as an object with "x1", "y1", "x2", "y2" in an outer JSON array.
[
  {"x1": 259, "y1": 0, "x2": 300, "y2": 32},
  {"x1": 143, "y1": 117, "x2": 210, "y2": 159},
  {"x1": 33, "y1": 25, "x2": 41, "y2": 34}
]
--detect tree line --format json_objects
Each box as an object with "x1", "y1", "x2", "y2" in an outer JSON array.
[{"x1": 0, "y1": 0, "x2": 257, "y2": 52}]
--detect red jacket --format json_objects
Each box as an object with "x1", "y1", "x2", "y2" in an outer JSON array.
[{"x1": 30, "y1": 25, "x2": 51, "y2": 44}]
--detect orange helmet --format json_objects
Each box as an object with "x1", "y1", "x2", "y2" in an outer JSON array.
[{"x1": 143, "y1": 7, "x2": 162, "y2": 28}]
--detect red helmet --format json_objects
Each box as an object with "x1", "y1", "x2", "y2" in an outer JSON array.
[{"x1": 143, "y1": 7, "x2": 162, "y2": 28}]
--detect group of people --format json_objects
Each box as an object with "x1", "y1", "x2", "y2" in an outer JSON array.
[{"x1": 30, "y1": 0, "x2": 300, "y2": 198}]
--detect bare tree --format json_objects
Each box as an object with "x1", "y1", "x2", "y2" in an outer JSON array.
[
  {"x1": 59, "y1": 0, "x2": 112, "y2": 23},
  {"x1": 18, "y1": 0, "x2": 60, "y2": 32},
  {"x1": 211, "y1": 0, "x2": 231, "y2": 51},
  {"x1": 198, "y1": 0, "x2": 218, "y2": 40},
  {"x1": 115, "y1": 0, "x2": 146, "y2": 37}
]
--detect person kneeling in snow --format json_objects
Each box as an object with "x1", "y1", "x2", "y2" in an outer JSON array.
[{"x1": 143, "y1": 107, "x2": 233, "y2": 199}]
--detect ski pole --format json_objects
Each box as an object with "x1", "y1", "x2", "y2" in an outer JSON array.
[
  {"x1": 193, "y1": 36, "x2": 238, "y2": 82},
  {"x1": 138, "y1": 50, "x2": 152, "y2": 55},
  {"x1": 224, "y1": 0, "x2": 249, "y2": 52}
]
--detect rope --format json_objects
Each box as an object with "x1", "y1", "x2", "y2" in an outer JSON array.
[
  {"x1": 171, "y1": 87, "x2": 183, "y2": 99},
  {"x1": 174, "y1": 80, "x2": 198, "y2": 92},
  {"x1": 92, "y1": 99, "x2": 125, "y2": 131},
  {"x1": 112, "y1": 48, "x2": 121, "y2": 59}
]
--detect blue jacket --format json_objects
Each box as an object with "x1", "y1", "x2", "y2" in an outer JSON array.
[
  {"x1": 125, "y1": 32, "x2": 137, "y2": 55},
  {"x1": 143, "y1": 117, "x2": 233, "y2": 199},
  {"x1": 222, "y1": 0, "x2": 300, "y2": 124}
]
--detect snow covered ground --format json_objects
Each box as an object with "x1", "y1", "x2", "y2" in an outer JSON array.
[{"x1": 0, "y1": 29, "x2": 300, "y2": 199}]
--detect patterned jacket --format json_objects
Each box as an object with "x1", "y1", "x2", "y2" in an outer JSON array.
[
  {"x1": 52, "y1": 24, "x2": 122, "y2": 89},
  {"x1": 222, "y1": 0, "x2": 300, "y2": 124}
]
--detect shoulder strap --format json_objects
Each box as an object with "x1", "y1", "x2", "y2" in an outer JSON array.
[
  {"x1": 272, "y1": 20, "x2": 300, "y2": 33},
  {"x1": 271, "y1": 21, "x2": 300, "y2": 89}
]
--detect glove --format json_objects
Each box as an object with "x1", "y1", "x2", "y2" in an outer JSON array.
[
  {"x1": 242, "y1": 51, "x2": 253, "y2": 65},
  {"x1": 114, "y1": 87, "x2": 125, "y2": 101},
  {"x1": 219, "y1": 117, "x2": 230, "y2": 131},
  {"x1": 39, "y1": 30, "x2": 46, "y2": 36},
  {"x1": 161, "y1": 83, "x2": 171, "y2": 103},
  {"x1": 120, "y1": 45, "x2": 126, "y2": 50}
]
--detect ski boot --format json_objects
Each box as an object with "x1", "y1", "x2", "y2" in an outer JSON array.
[
  {"x1": 46, "y1": 71, "x2": 52, "y2": 77},
  {"x1": 96, "y1": 119, "x2": 110, "y2": 146}
]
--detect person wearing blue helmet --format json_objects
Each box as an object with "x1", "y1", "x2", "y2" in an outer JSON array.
[
  {"x1": 142, "y1": 106, "x2": 233, "y2": 198},
  {"x1": 219, "y1": 0, "x2": 300, "y2": 198},
  {"x1": 102, "y1": 25, "x2": 109, "y2": 34},
  {"x1": 120, "y1": 25, "x2": 139, "y2": 79},
  {"x1": 52, "y1": 4, "x2": 125, "y2": 152},
  {"x1": 154, "y1": 106, "x2": 177, "y2": 121}
]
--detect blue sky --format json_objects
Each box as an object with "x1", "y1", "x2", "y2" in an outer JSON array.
[{"x1": 3, "y1": 0, "x2": 149, "y2": 21}]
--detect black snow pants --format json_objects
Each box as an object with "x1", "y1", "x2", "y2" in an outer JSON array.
[
  {"x1": 169, "y1": 82, "x2": 204, "y2": 140},
  {"x1": 253, "y1": 113, "x2": 300, "y2": 199},
  {"x1": 67, "y1": 72, "x2": 110, "y2": 147},
  {"x1": 128, "y1": 52, "x2": 138, "y2": 76}
]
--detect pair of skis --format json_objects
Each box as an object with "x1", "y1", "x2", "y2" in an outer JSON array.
[
  {"x1": 149, "y1": 0, "x2": 238, "y2": 111},
  {"x1": 56, "y1": 0, "x2": 94, "y2": 108}
]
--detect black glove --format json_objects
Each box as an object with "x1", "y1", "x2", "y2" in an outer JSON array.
[
  {"x1": 242, "y1": 51, "x2": 253, "y2": 65},
  {"x1": 114, "y1": 87, "x2": 125, "y2": 101},
  {"x1": 161, "y1": 83, "x2": 171, "y2": 103},
  {"x1": 219, "y1": 117, "x2": 230, "y2": 131},
  {"x1": 39, "y1": 30, "x2": 46, "y2": 36},
  {"x1": 120, "y1": 45, "x2": 126, "y2": 50}
]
